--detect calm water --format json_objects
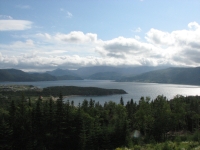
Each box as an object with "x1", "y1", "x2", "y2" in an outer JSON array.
[{"x1": 1, "y1": 80, "x2": 200, "y2": 105}]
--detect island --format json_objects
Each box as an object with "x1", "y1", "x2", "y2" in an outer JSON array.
[{"x1": 0, "y1": 85, "x2": 127, "y2": 97}]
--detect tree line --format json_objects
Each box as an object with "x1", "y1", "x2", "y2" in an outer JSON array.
[{"x1": 0, "y1": 93, "x2": 200, "y2": 149}]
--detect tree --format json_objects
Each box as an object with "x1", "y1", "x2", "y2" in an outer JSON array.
[
  {"x1": 134, "y1": 97, "x2": 154, "y2": 137},
  {"x1": 0, "y1": 119, "x2": 13, "y2": 150},
  {"x1": 120, "y1": 96, "x2": 124, "y2": 106},
  {"x1": 170, "y1": 95, "x2": 186, "y2": 131},
  {"x1": 151, "y1": 95, "x2": 171, "y2": 141},
  {"x1": 54, "y1": 92, "x2": 66, "y2": 149}
]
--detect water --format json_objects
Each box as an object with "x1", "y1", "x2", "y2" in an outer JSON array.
[{"x1": 1, "y1": 80, "x2": 200, "y2": 105}]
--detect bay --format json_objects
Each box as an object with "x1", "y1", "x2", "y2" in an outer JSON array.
[{"x1": 0, "y1": 80, "x2": 200, "y2": 105}]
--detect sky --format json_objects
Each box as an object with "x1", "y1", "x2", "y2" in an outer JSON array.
[{"x1": 0, "y1": 0, "x2": 200, "y2": 71}]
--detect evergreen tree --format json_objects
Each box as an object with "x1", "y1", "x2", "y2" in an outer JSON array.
[
  {"x1": 134, "y1": 97, "x2": 154, "y2": 137},
  {"x1": 120, "y1": 96, "x2": 124, "y2": 106},
  {"x1": 0, "y1": 119, "x2": 13, "y2": 150},
  {"x1": 54, "y1": 92, "x2": 66, "y2": 149},
  {"x1": 151, "y1": 95, "x2": 171, "y2": 141}
]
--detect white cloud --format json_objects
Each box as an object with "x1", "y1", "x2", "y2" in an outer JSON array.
[
  {"x1": 146, "y1": 28, "x2": 175, "y2": 46},
  {"x1": 60, "y1": 8, "x2": 73, "y2": 18},
  {"x1": 67, "y1": 11, "x2": 73, "y2": 18},
  {"x1": 0, "y1": 40, "x2": 35, "y2": 56},
  {"x1": 135, "y1": 35, "x2": 141, "y2": 40},
  {"x1": 1, "y1": 22, "x2": 200, "y2": 70},
  {"x1": 12, "y1": 40, "x2": 35, "y2": 48},
  {"x1": 145, "y1": 22, "x2": 200, "y2": 66},
  {"x1": 0, "y1": 20, "x2": 32, "y2": 31},
  {"x1": 36, "y1": 33, "x2": 52, "y2": 40},
  {"x1": 98, "y1": 36, "x2": 155, "y2": 60},
  {"x1": 134, "y1": 27, "x2": 142, "y2": 32},
  {"x1": 97, "y1": 36, "x2": 167, "y2": 66},
  {"x1": 188, "y1": 22, "x2": 200, "y2": 30},
  {"x1": 54, "y1": 31, "x2": 97, "y2": 43},
  {"x1": 0, "y1": 15, "x2": 13, "y2": 20},
  {"x1": 146, "y1": 22, "x2": 200, "y2": 48},
  {"x1": 0, "y1": 52, "x2": 3, "y2": 62}
]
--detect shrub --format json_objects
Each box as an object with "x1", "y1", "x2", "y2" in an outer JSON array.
[
  {"x1": 192, "y1": 130, "x2": 200, "y2": 142},
  {"x1": 133, "y1": 145, "x2": 141, "y2": 150}
]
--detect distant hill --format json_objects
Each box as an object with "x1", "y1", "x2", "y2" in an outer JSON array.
[
  {"x1": 0, "y1": 69, "x2": 56, "y2": 81},
  {"x1": 56, "y1": 75, "x2": 83, "y2": 80},
  {"x1": 46, "y1": 68, "x2": 79, "y2": 77},
  {"x1": 118, "y1": 67, "x2": 200, "y2": 85},
  {"x1": 88, "y1": 72, "x2": 123, "y2": 80},
  {"x1": 0, "y1": 69, "x2": 82, "y2": 82},
  {"x1": 71, "y1": 66, "x2": 167, "y2": 79}
]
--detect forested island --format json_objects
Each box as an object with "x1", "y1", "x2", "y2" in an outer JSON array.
[
  {"x1": 1, "y1": 88, "x2": 200, "y2": 149},
  {"x1": 0, "y1": 85, "x2": 127, "y2": 97}
]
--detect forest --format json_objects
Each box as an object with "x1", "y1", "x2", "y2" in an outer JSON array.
[
  {"x1": 0, "y1": 85, "x2": 127, "y2": 97},
  {"x1": 1, "y1": 92, "x2": 200, "y2": 149}
]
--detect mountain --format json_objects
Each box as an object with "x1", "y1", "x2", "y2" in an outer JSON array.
[
  {"x1": 46, "y1": 68, "x2": 79, "y2": 77},
  {"x1": 72, "y1": 66, "x2": 121, "y2": 78},
  {"x1": 88, "y1": 72, "x2": 123, "y2": 80},
  {"x1": 72, "y1": 66, "x2": 167, "y2": 79},
  {"x1": 0, "y1": 69, "x2": 82, "y2": 82},
  {"x1": 119, "y1": 67, "x2": 200, "y2": 85},
  {"x1": 0, "y1": 69, "x2": 56, "y2": 81},
  {"x1": 56, "y1": 75, "x2": 83, "y2": 80}
]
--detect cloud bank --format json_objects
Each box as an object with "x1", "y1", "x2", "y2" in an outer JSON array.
[
  {"x1": 1, "y1": 22, "x2": 200, "y2": 71},
  {"x1": 0, "y1": 20, "x2": 32, "y2": 31}
]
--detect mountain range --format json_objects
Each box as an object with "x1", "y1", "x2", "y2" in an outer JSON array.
[
  {"x1": 118, "y1": 67, "x2": 200, "y2": 85},
  {"x1": 0, "y1": 69, "x2": 82, "y2": 82},
  {"x1": 0, "y1": 66, "x2": 200, "y2": 85},
  {"x1": 46, "y1": 66, "x2": 166, "y2": 79}
]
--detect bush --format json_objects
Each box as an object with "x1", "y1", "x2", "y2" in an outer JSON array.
[
  {"x1": 180, "y1": 135, "x2": 188, "y2": 141},
  {"x1": 133, "y1": 145, "x2": 141, "y2": 150},
  {"x1": 163, "y1": 143, "x2": 170, "y2": 150},
  {"x1": 192, "y1": 130, "x2": 200, "y2": 142},
  {"x1": 174, "y1": 136, "x2": 181, "y2": 146}
]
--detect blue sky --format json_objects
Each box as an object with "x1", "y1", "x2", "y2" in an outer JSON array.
[{"x1": 0, "y1": 0, "x2": 200, "y2": 71}]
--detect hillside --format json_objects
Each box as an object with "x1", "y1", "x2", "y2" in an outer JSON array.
[
  {"x1": 119, "y1": 67, "x2": 200, "y2": 85},
  {"x1": 44, "y1": 66, "x2": 167, "y2": 80},
  {"x1": 0, "y1": 69, "x2": 82, "y2": 82},
  {"x1": 56, "y1": 75, "x2": 83, "y2": 80},
  {"x1": 88, "y1": 72, "x2": 122, "y2": 80},
  {"x1": 0, "y1": 69, "x2": 56, "y2": 81},
  {"x1": 46, "y1": 68, "x2": 79, "y2": 77},
  {"x1": 71, "y1": 66, "x2": 167, "y2": 79}
]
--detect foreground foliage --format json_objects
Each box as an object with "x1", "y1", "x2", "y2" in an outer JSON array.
[
  {"x1": 1, "y1": 91, "x2": 200, "y2": 149},
  {"x1": 116, "y1": 141, "x2": 200, "y2": 150}
]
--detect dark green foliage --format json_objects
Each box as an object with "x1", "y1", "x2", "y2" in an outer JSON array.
[
  {"x1": 120, "y1": 96, "x2": 124, "y2": 106},
  {"x1": 2, "y1": 86, "x2": 127, "y2": 97},
  {"x1": 1, "y1": 92, "x2": 200, "y2": 149},
  {"x1": 0, "y1": 119, "x2": 13, "y2": 150},
  {"x1": 43, "y1": 86, "x2": 127, "y2": 97}
]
